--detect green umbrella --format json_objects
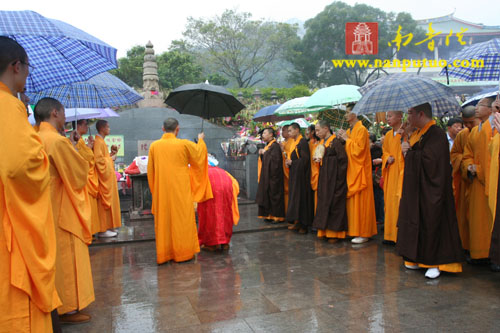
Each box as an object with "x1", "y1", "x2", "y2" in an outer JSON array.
[
  {"x1": 303, "y1": 84, "x2": 361, "y2": 112},
  {"x1": 275, "y1": 97, "x2": 320, "y2": 116},
  {"x1": 276, "y1": 118, "x2": 311, "y2": 128}
]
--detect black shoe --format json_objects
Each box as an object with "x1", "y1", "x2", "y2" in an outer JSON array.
[
  {"x1": 382, "y1": 240, "x2": 396, "y2": 245},
  {"x1": 466, "y1": 257, "x2": 490, "y2": 265},
  {"x1": 490, "y1": 263, "x2": 500, "y2": 272}
]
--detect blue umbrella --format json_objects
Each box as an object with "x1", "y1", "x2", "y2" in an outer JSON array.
[
  {"x1": 439, "y1": 38, "x2": 500, "y2": 82},
  {"x1": 0, "y1": 10, "x2": 117, "y2": 92},
  {"x1": 353, "y1": 75, "x2": 461, "y2": 117},
  {"x1": 26, "y1": 72, "x2": 143, "y2": 108},
  {"x1": 253, "y1": 104, "x2": 282, "y2": 121},
  {"x1": 462, "y1": 87, "x2": 499, "y2": 107}
]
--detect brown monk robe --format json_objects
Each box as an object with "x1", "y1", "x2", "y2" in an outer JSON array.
[
  {"x1": 450, "y1": 106, "x2": 480, "y2": 250},
  {"x1": 256, "y1": 128, "x2": 285, "y2": 222},
  {"x1": 397, "y1": 103, "x2": 464, "y2": 279},
  {"x1": 0, "y1": 38, "x2": 61, "y2": 332},
  {"x1": 76, "y1": 120, "x2": 101, "y2": 236},
  {"x1": 312, "y1": 120, "x2": 348, "y2": 243},
  {"x1": 487, "y1": 99, "x2": 500, "y2": 272},
  {"x1": 285, "y1": 123, "x2": 314, "y2": 234},
  {"x1": 462, "y1": 97, "x2": 495, "y2": 261},
  {"x1": 34, "y1": 98, "x2": 95, "y2": 323}
]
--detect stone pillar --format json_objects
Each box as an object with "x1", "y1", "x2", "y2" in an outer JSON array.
[{"x1": 138, "y1": 41, "x2": 166, "y2": 108}]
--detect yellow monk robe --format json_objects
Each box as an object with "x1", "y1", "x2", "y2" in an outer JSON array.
[
  {"x1": 0, "y1": 83, "x2": 61, "y2": 332},
  {"x1": 76, "y1": 138, "x2": 100, "y2": 235},
  {"x1": 94, "y1": 135, "x2": 122, "y2": 231},
  {"x1": 345, "y1": 121, "x2": 377, "y2": 237},
  {"x1": 147, "y1": 133, "x2": 213, "y2": 264},
  {"x1": 488, "y1": 132, "x2": 500, "y2": 225},
  {"x1": 405, "y1": 120, "x2": 462, "y2": 273},
  {"x1": 450, "y1": 128, "x2": 472, "y2": 249},
  {"x1": 38, "y1": 122, "x2": 95, "y2": 315},
  {"x1": 309, "y1": 139, "x2": 320, "y2": 213},
  {"x1": 463, "y1": 121, "x2": 494, "y2": 259},
  {"x1": 283, "y1": 138, "x2": 294, "y2": 212},
  {"x1": 381, "y1": 129, "x2": 404, "y2": 242}
]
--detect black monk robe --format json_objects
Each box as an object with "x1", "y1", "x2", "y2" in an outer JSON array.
[
  {"x1": 286, "y1": 137, "x2": 314, "y2": 228},
  {"x1": 256, "y1": 141, "x2": 285, "y2": 220},
  {"x1": 312, "y1": 136, "x2": 348, "y2": 232},
  {"x1": 397, "y1": 125, "x2": 464, "y2": 265}
]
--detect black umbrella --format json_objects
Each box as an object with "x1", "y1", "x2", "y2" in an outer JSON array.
[{"x1": 165, "y1": 83, "x2": 245, "y2": 130}]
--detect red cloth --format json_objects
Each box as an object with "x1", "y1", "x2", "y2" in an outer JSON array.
[
  {"x1": 197, "y1": 167, "x2": 235, "y2": 246},
  {"x1": 125, "y1": 160, "x2": 140, "y2": 175}
]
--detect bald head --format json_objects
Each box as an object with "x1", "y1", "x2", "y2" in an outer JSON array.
[
  {"x1": 386, "y1": 111, "x2": 403, "y2": 127},
  {"x1": 462, "y1": 105, "x2": 479, "y2": 131},
  {"x1": 163, "y1": 118, "x2": 179, "y2": 133}
]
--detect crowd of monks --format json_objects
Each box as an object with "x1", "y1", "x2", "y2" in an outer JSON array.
[
  {"x1": 257, "y1": 98, "x2": 500, "y2": 279},
  {"x1": 1, "y1": 37, "x2": 121, "y2": 331}
]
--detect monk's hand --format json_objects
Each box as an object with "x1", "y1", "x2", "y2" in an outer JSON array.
[
  {"x1": 401, "y1": 141, "x2": 410, "y2": 155},
  {"x1": 198, "y1": 133, "x2": 205, "y2": 141},
  {"x1": 337, "y1": 129, "x2": 347, "y2": 140},
  {"x1": 87, "y1": 135, "x2": 95, "y2": 149},
  {"x1": 387, "y1": 156, "x2": 395, "y2": 165},
  {"x1": 258, "y1": 149, "x2": 265, "y2": 155},
  {"x1": 285, "y1": 159, "x2": 292, "y2": 167},
  {"x1": 493, "y1": 112, "x2": 500, "y2": 133},
  {"x1": 467, "y1": 164, "x2": 477, "y2": 176},
  {"x1": 69, "y1": 130, "x2": 80, "y2": 146},
  {"x1": 493, "y1": 98, "x2": 500, "y2": 113}
]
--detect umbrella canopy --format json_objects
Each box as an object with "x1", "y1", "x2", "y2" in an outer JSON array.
[
  {"x1": 439, "y1": 38, "x2": 500, "y2": 81},
  {"x1": 165, "y1": 83, "x2": 245, "y2": 118},
  {"x1": 303, "y1": 84, "x2": 361, "y2": 112},
  {"x1": 353, "y1": 75, "x2": 461, "y2": 117},
  {"x1": 1, "y1": 10, "x2": 118, "y2": 92},
  {"x1": 359, "y1": 73, "x2": 413, "y2": 95},
  {"x1": 28, "y1": 108, "x2": 101, "y2": 125},
  {"x1": 276, "y1": 118, "x2": 311, "y2": 128},
  {"x1": 274, "y1": 97, "x2": 313, "y2": 116},
  {"x1": 26, "y1": 72, "x2": 143, "y2": 108},
  {"x1": 253, "y1": 104, "x2": 281, "y2": 121},
  {"x1": 462, "y1": 88, "x2": 499, "y2": 107}
]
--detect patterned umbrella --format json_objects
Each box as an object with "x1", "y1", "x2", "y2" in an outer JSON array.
[
  {"x1": 353, "y1": 75, "x2": 461, "y2": 117},
  {"x1": 27, "y1": 72, "x2": 143, "y2": 108},
  {"x1": 439, "y1": 38, "x2": 500, "y2": 82},
  {"x1": 0, "y1": 10, "x2": 117, "y2": 92}
]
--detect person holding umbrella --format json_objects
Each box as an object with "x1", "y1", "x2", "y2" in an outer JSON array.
[{"x1": 397, "y1": 103, "x2": 464, "y2": 279}]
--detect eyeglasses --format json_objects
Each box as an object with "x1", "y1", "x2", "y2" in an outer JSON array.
[
  {"x1": 476, "y1": 103, "x2": 491, "y2": 108},
  {"x1": 12, "y1": 60, "x2": 35, "y2": 75}
]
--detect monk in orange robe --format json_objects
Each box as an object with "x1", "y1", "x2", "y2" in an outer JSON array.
[
  {"x1": 398, "y1": 103, "x2": 464, "y2": 279},
  {"x1": 76, "y1": 119, "x2": 101, "y2": 236},
  {"x1": 34, "y1": 98, "x2": 94, "y2": 323},
  {"x1": 0, "y1": 37, "x2": 60, "y2": 332},
  {"x1": 450, "y1": 106, "x2": 480, "y2": 250},
  {"x1": 487, "y1": 100, "x2": 500, "y2": 272},
  {"x1": 94, "y1": 120, "x2": 122, "y2": 237},
  {"x1": 381, "y1": 111, "x2": 404, "y2": 244},
  {"x1": 463, "y1": 97, "x2": 495, "y2": 262},
  {"x1": 147, "y1": 118, "x2": 213, "y2": 264},
  {"x1": 307, "y1": 124, "x2": 320, "y2": 213},
  {"x1": 281, "y1": 125, "x2": 293, "y2": 213},
  {"x1": 337, "y1": 106, "x2": 377, "y2": 244}
]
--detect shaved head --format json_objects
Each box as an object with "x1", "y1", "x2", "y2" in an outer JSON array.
[{"x1": 462, "y1": 105, "x2": 476, "y2": 119}]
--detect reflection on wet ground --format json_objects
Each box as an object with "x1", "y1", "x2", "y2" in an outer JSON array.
[{"x1": 68, "y1": 209, "x2": 500, "y2": 332}]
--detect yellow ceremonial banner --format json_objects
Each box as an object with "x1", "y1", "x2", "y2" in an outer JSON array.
[{"x1": 82, "y1": 135, "x2": 124, "y2": 156}]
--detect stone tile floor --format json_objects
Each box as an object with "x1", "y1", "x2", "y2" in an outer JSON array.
[{"x1": 68, "y1": 209, "x2": 500, "y2": 332}]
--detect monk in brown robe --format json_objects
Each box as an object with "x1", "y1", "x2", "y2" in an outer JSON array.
[
  {"x1": 488, "y1": 100, "x2": 500, "y2": 272},
  {"x1": 337, "y1": 105, "x2": 377, "y2": 244},
  {"x1": 463, "y1": 97, "x2": 495, "y2": 263},
  {"x1": 0, "y1": 37, "x2": 61, "y2": 332},
  {"x1": 312, "y1": 120, "x2": 348, "y2": 243},
  {"x1": 35, "y1": 98, "x2": 95, "y2": 323},
  {"x1": 450, "y1": 106, "x2": 479, "y2": 251},
  {"x1": 256, "y1": 128, "x2": 285, "y2": 222},
  {"x1": 397, "y1": 103, "x2": 464, "y2": 279},
  {"x1": 285, "y1": 123, "x2": 314, "y2": 234}
]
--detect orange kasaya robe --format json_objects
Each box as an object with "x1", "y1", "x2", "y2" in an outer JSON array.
[
  {"x1": 283, "y1": 138, "x2": 294, "y2": 212},
  {"x1": 463, "y1": 121, "x2": 494, "y2": 259},
  {"x1": 0, "y1": 83, "x2": 61, "y2": 332},
  {"x1": 147, "y1": 133, "x2": 213, "y2": 264},
  {"x1": 38, "y1": 122, "x2": 95, "y2": 315},
  {"x1": 404, "y1": 120, "x2": 462, "y2": 273},
  {"x1": 309, "y1": 139, "x2": 320, "y2": 213},
  {"x1": 76, "y1": 138, "x2": 100, "y2": 235},
  {"x1": 345, "y1": 121, "x2": 377, "y2": 238},
  {"x1": 94, "y1": 135, "x2": 122, "y2": 232},
  {"x1": 450, "y1": 128, "x2": 472, "y2": 250},
  {"x1": 488, "y1": 132, "x2": 500, "y2": 227},
  {"x1": 381, "y1": 128, "x2": 404, "y2": 242}
]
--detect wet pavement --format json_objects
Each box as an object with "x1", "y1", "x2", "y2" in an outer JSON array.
[{"x1": 69, "y1": 205, "x2": 499, "y2": 332}]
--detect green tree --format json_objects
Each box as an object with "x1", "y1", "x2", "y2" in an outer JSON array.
[
  {"x1": 182, "y1": 9, "x2": 300, "y2": 88},
  {"x1": 288, "y1": 2, "x2": 426, "y2": 87},
  {"x1": 157, "y1": 50, "x2": 203, "y2": 89},
  {"x1": 110, "y1": 45, "x2": 145, "y2": 88}
]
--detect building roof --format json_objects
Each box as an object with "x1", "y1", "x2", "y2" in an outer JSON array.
[{"x1": 417, "y1": 14, "x2": 500, "y2": 36}]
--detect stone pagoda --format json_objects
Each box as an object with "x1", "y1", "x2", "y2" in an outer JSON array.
[{"x1": 138, "y1": 41, "x2": 166, "y2": 108}]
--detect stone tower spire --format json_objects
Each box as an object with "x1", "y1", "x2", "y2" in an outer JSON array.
[{"x1": 138, "y1": 41, "x2": 166, "y2": 108}]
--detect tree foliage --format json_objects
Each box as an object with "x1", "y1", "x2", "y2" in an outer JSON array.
[
  {"x1": 182, "y1": 9, "x2": 299, "y2": 88},
  {"x1": 288, "y1": 2, "x2": 427, "y2": 87},
  {"x1": 110, "y1": 45, "x2": 145, "y2": 89}
]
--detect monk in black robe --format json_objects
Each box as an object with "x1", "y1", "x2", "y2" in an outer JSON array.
[
  {"x1": 312, "y1": 120, "x2": 348, "y2": 243},
  {"x1": 285, "y1": 122, "x2": 313, "y2": 234},
  {"x1": 397, "y1": 103, "x2": 464, "y2": 279},
  {"x1": 256, "y1": 128, "x2": 285, "y2": 222}
]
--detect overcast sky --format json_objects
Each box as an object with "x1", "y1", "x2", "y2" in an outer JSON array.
[{"x1": 3, "y1": 0, "x2": 499, "y2": 57}]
